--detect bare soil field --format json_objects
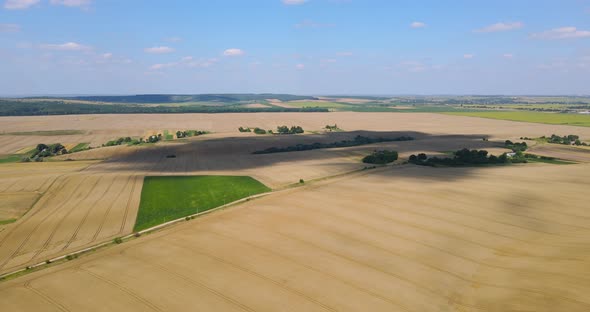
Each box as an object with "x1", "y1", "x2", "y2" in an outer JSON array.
[
  {"x1": 1, "y1": 163, "x2": 589, "y2": 311},
  {"x1": 528, "y1": 144, "x2": 590, "y2": 163}
]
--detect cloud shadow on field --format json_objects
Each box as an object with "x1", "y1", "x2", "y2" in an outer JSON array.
[{"x1": 85, "y1": 130, "x2": 509, "y2": 182}]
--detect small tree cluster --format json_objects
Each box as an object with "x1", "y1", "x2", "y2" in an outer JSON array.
[
  {"x1": 277, "y1": 125, "x2": 304, "y2": 135},
  {"x1": 504, "y1": 140, "x2": 528, "y2": 152},
  {"x1": 176, "y1": 130, "x2": 208, "y2": 138},
  {"x1": 362, "y1": 150, "x2": 399, "y2": 165},
  {"x1": 543, "y1": 134, "x2": 587, "y2": 146},
  {"x1": 23, "y1": 143, "x2": 68, "y2": 162},
  {"x1": 238, "y1": 127, "x2": 252, "y2": 133},
  {"x1": 147, "y1": 134, "x2": 162, "y2": 143},
  {"x1": 325, "y1": 124, "x2": 340, "y2": 131}
]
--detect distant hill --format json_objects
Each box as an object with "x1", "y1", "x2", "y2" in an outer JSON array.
[{"x1": 25, "y1": 94, "x2": 318, "y2": 104}]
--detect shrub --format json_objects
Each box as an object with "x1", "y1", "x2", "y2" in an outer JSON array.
[
  {"x1": 134, "y1": 232, "x2": 141, "y2": 238},
  {"x1": 114, "y1": 237, "x2": 123, "y2": 244},
  {"x1": 45, "y1": 260, "x2": 52, "y2": 264},
  {"x1": 253, "y1": 127, "x2": 267, "y2": 135},
  {"x1": 299, "y1": 179, "x2": 305, "y2": 184}
]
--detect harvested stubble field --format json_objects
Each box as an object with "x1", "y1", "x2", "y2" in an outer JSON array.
[
  {"x1": 0, "y1": 112, "x2": 590, "y2": 311},
  {"x1": 1, "y1": 163, "x2": 589, "y2": 311}
]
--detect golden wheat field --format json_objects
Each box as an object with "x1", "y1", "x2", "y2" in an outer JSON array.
[{"x1": 1, "y1": 112, "x2": 590, "y2": 311}]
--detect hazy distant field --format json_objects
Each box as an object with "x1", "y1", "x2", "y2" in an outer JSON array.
[{"x1": 445, "y1": 111, "x2": 590, "y2": 127}]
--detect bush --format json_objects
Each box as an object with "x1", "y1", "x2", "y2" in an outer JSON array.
[
  {"x1": 114, "y1": 237, "x2": 123, "y2": 244},
  {"x1": 299, "y1": 179, "x2": 305, "y2": 184},
  {"x1": 45, "y1": 260, "x2": 52, "y2": 264},
  {"x1": 134, "y1": 232, "x2": 141, "y2": 238},
  {"x1": 253, "y1": 128, "x2": 267, "y2": 135}
]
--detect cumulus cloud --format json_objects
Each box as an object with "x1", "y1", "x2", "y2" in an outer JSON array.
[
  {"x1": 40, "y1": 42, "x2": 91, "y2": 51},
  {"x1": 530, "y1": 27, "x2": 590, "y2": 40},
  {"x1": 50, "y1": 0, "x2": 92, "y2": 7},
  {"x1": 410, "y1": 22, "x2": 426, "y2": 29},
  {"x1": 474, "y1": 22, "x2": 523, "y2": 33},
  {"x1": 4, "y1": 0, "x2": 40, "y2": 9},
  {"x1": 463, "y1": 54, "x2": 474, "y2": 59},
  {"x1": 144, "y1": 46, "x2": 175, "y2": 54},
  {"x1": 223, "y1": 48, "x2": 244, "y2": 56},
  {"x1": 0, "y1": 23, "x2": 20, "y2": 33},
  {"x1": 149, "y1": 56, "x2": 218, "y2": 71},
  {"x1": 150, "y1": 62, "x2": 177, "y2": 70},
  {"x1": 282, "y1": 0, "x2": 307, "y2": 5}
]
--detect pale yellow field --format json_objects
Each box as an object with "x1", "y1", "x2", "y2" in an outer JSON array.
[
  {"x1": 1, "y1": 113, "x2": 589, "y2": 311},
  {"x1": 1, "y1": 164, "x2": 589, "y2": 311}
]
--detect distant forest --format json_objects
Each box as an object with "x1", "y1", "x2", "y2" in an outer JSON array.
[
  {"x1": 24, "y1": 94, "x2": 318, "y2": 104},
  {"x1": 0, "y1": 94, "x2": 326, "y2": 116}
]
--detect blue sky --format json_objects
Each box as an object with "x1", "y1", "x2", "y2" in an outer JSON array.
[{"x1": 1, "y1": 0, "x2": 590, "y2": 95}]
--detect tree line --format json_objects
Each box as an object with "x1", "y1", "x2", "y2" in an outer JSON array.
[
  {"x1": 253, "y1": 135, "x2": 414, "y2": 154},
  {"x1": 409, "y1": 148, "x2": 528, "y2": 167}
]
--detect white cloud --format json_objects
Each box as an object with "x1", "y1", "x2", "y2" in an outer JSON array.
[
  {"x1": 0, "y1": 23, "x2": 20, "y2": 33},
  {"x1": 144, "y1": 46, "x2": 175, "y2": 54},
  {"x1": 531, "y1": 27, "x2": 590, "y2": 40},
  {"x1": 49, "y1": 0, "x2": 92, "y2": 7},
  {"x1": 150, "y1": 62, "x2": 177, "y2": 70},
  {"x1": 463, "y1": 54, "x2": 474, "y2": 59},
  {"x1": 101, "y1": 52, "x2": 113, "y2": 59},
  {"x1": 40, "y1": 42, "x2": 91, "y2": 51},
  {"x1": 282, "y1": 0, "x2": 307, "y2": 5},
  {"x1": 4, "y1": 0, "x2": 40, "y2": 9},
  {"x1": 150, "y1": 56, "x2": 219, "y2": 71},
  {"x1": 223, "y1": 48, "x2": 244, "y2": 56},
  {"x1": 410, "y1": 22, "x2": 426, "y2": 29},
  {"x1": 474, "y1": 22, "x2": 523, "y2": 33},
  {"x1": 503, "y1": 53, "x2": 514, "y2": 59},
  {"x1": 295, "y1": 64, "x2": 305, "y2": 70}
]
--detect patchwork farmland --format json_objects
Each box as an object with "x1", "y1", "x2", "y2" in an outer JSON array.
[{"x1": 0, "y1": 112, "x2": 590, "y2": 311}]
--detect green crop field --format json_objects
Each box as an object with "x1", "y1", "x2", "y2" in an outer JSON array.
[
  {"x1": 286, "y1": 101, "x2": 352, "y2": 109},
  {"x1": 444, "y1": 111, "x2": 590, "y2": 127},
  {"x1": 134, "y1": 176, "x2": 271, "y2": 231}
]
